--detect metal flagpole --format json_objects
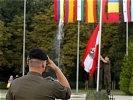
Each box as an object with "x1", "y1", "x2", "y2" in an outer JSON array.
[
  {"x1": 76, "y1": 21, "x2": 80, "y2": 92},
  {"x1": 22, "y1": 0, "x2": 26, "y2": 76},
  {"x1": 96, "y1": 0, "x2": 103, "y2": 92},
  {"x1": 126, "y1": 22, "x2": 128, "y2": 56}
]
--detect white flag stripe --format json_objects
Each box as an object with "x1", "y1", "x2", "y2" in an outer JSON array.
[
  {"x1": 84, "y1": 31, "x2": 99, "y2": 73},
  {"x1": 123, "y1": 0, "x2": 128, "y2": 22},
  {"x1": 84, "y1": 54, "x2": 93, "y2": 72},
  {"x1": 96, "y1": 31, "x2": 99, "y2": 45},
  {"x1": 77, "y1": 0, "x2": 81, "y2": 21}
]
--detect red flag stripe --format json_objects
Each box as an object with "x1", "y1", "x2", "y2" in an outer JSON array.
[
  {"x1": 93, "y1": 0, "x2": 97, "y2": 22},
  {"x1": 108, "y1": 13, "x2": 119, "y2": 22},
  {"x1": 54, "y1": 0, "x2": 58, "y2": 23},
  {"x1": 85, "y1": 0, "x2": 88, "y2": 22},
  {"x1": 127, "y1": 0, "x2": 131, "y2": 22},
  {"x1": 74, "y1": 0, "x2": 77, "y2": 21},
  {"x1": 102, "y1": 0, "x2": 107, "y2": 22},
  {"x1": 64, "y1": 0, "x2": 69, "y2": 22}
]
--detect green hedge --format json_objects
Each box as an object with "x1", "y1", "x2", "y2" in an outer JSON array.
[
  {"x1": 0, "y1": 81, "x2": 7, "y2": 89},
  {"x1": 120, "y1": 42, "x2": 133, "y2": 95},
  {"x1": 129, "y1": 77, "x2": 133, "y2": 94}
]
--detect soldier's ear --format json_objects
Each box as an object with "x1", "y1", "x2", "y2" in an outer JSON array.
[{"x1": 42, "y1": 63, "x2": 44, "y2": 68}]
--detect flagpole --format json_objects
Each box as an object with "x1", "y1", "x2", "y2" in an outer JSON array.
[
  {"x1": 22, "y1": 0, "x2": 26, "y2": 76},
  {"x1": 126, "y1": 22, "x2": 128, "y2": 56},
  {"x1": 96, "y1": 0, "x2": 103, "y2": 92},
  {"x1": 76, "y1": 21, "x2": 80, "y2": 92}
]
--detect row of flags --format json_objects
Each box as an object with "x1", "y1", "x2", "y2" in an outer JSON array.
[{"x1": 54, "y1": 0, "x2": 133, "y2": 23}]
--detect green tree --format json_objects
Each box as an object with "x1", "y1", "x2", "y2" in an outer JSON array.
[
  {"x1": 0, "y1": 0, "x2": 24, "y2": 24},
  {"x1": 1, "y1": 0, "x2": 133, "y2": 90},
  {"x1": 129, "y1": 72, "x2": 133, "y2": 94},
  {"x1": 27, "y1": 5, "x2": 56, "y2": 52},
  {"x1": 120, "y1": 42, "x2": 133, "y2": 94},
  {"x1": 0, "y1": 19, "x2": 7, "y2": 67},
  {"x1": 2, "y1": 15, "x2": 24, "y2": 74}
]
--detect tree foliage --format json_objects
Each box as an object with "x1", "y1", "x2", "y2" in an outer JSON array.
[
  {"x1": 120, "y1": 42, "x2": 133, "y2": 94},
  {"x1": 0, "y1": 19, "x2": 7, "y2": 66},
  {"x1": 0, "y1": 1, "x2": 133, "y2": 90},
  {"x1": 0, "y1": 0, "x2": 24, "y2": 24}
]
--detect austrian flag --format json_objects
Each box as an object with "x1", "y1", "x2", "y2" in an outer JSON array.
[{"x1": 82, "y1": 24, "x2": 99, "y2": 76}]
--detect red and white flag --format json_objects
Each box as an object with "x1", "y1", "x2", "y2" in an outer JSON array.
[
  {"x1": 123, "y1": 0, "x2": 131, "y2": 22},
  {"x1": 82, "y1": 24, "x2": 99, "y2": 76}
]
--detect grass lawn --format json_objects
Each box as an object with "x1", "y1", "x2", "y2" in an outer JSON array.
[
  {"x1": 0, "y1": 89, "x2": 7, "y2": 100},
  {"x1": 0, "y1": 89, "x2": 7, "y2": 93}
]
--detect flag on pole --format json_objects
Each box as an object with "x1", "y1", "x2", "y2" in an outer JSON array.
[
  {"x1": 131, "y1": 0, "x2": 133, "y2": 22},
  {"x1": 123, "y1": 0, "x2": 131, "y2": 22},
  {"x1": 97, "y1": 0, "x2": 108, "y2": 23},
  {"x1": 85, "y1": 0, "x2": 97, "y2": 23},
  {"x1": 102, "y1": 0, "x2": 108, "y2": 22},
  {"x1": 54, "y1": 0, "x2": 58, "y2": 23},
  {"x1": 74, "y1": 0, "x2": 77, "y2": 21},
  {"x1": 68, "y1": 0, "x2": 74, "y2": 22},
  {"x1": 54, "y1": 0, "x2": 64, "y2": 23},
  {"x1": 77, "y1": 0, "x2": 84, "y2": 21},
  {"x1": 60, "y1": 0, "x2": 64, "y2": 22},
  {"x1": 64, "y1": 0, "x2": 75, "y2": 23},
  {"x1": 82, "y1": 24, "x2": 99, "y2": 76},
  {"x1": 64, "y1": 0, "x2": 69, "y2": 22},
  {"x1": 97, "y1": 0, "x2": 100, "y2": 22},
  {"x1": 131, "y1": 0, "x2": 133, "y2": 21},
  {"x1": 108, "y1": 0, "x2": 120, "y2": 22}
]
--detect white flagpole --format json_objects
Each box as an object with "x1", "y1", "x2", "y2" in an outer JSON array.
[
  {"x1": 76, "y1": 21, "x2": 80, "y2": 92},
  {"x1": 22, "y1": 0, "x2": 26, "y2": 76},
  {"x1": 126, "y1": 22, "x2": 128, "y2": 56},
  {"x1": 96, "y1": 0, "x2": 103, "y2": 92},
  {"x1": 76, "y1": 0, "x2": 81, "y2": 92}
]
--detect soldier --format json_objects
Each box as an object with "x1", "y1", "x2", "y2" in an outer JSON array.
[
  {"x1": 6, "y1": 48, "x2": 71, "y2": 100},
  {"x1": 101, "y1": 56, "x2": 111, "y2": 95}
]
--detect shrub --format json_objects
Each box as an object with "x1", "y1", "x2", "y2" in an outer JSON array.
[
  {"x1": 0, "y1": 81, "x2": 7, "y2": 89},
  {"x1": 129, "y1": 68, "x2": 133, "y2": 95},
  {"x1": 120, "y1": 42, "x2": 133, "y2": 94}
]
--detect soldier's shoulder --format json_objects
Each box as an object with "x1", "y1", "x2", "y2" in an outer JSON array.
[{"x1": 44, "y1": 76, "x2": 56, "y2": 81}]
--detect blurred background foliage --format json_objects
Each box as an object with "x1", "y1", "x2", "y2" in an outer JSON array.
[{"x1": 0, "y1": 0, "x2": 133, "y2": 94}]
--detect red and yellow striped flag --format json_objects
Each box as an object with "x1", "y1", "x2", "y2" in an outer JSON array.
[
  {"x1": 68, "y1": 0, "x2": 74, "y2": 22},
  {"x1": 85, "y1": 0, "x2": 97, "y2": 23}
]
